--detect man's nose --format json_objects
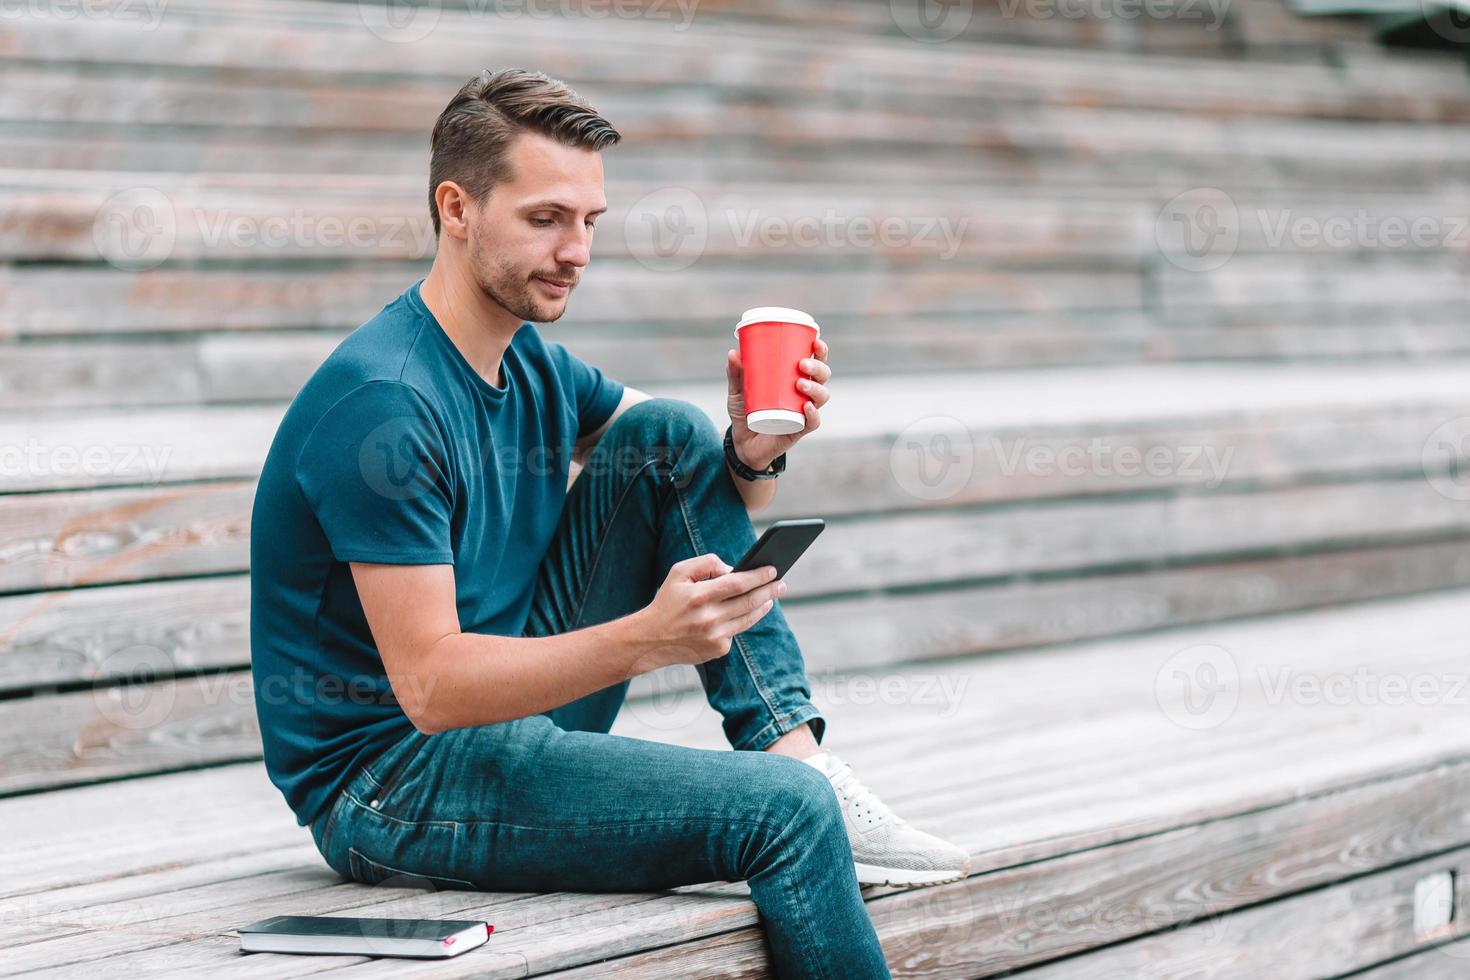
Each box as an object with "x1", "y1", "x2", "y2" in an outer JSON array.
[{"x1": 555, "y1": 227, "x2": 592, "y2": 268}]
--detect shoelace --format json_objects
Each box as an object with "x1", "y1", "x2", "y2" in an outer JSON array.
[{"x1": 825, "y1": 753, "x2": 902, "y2": 829}]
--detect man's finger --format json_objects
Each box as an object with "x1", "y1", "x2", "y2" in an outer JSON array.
[{"x1": 704, "y1": 565, "x2": 776, "y2": 600}]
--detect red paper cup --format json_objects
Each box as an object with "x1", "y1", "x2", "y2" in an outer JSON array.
[{"x1": 733, "y1": 307, "x2": 820, "y2": 435}]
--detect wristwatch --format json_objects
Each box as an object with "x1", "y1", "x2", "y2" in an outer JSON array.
[{"x1": 724, "y1": 424, "x2": 786, "y2": 480}]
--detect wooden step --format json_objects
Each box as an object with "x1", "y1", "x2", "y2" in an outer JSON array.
[
  {"x1": 5, "y1": 359, "x2": 1468, "y2": 492},
  {"x1": 6, "y1": 306, "x2": 1470, "y2": 411},
  {"x1": 8, "y1": 174, "x2": 1470, "y2": 268},
  {"x1": 8, "y1": 87, "x2": 1470, "y2": 188},
  {"x1": 1, "y1": 588, "x2": 1467, "y2": 975},
  {"x1": 3, "y1": 538, "x2": 1469, "y2": 796}
]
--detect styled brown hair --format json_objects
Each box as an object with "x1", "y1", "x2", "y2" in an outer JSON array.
[{"x1": 428, "y1": 68, "x2": 621, "y2": 237}]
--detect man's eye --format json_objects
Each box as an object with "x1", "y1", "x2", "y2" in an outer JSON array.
[{"x1": 531, "y1": 217, "x2": 555, "y2": 227}]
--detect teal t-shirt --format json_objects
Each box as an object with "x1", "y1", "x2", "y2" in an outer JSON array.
[{"x1": 249, "y1": 278, "x2": 624, "y2": 827}]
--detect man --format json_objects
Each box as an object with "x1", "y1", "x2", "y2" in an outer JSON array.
[{"x1": 250, "y1": 68, "x2": 967, "y2": 979}]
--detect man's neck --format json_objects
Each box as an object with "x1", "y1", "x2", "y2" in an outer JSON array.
[{"x1": 419, "y1": 260, "x2": 522, "y2": 388}]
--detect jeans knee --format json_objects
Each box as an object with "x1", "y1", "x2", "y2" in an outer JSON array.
[
  {"x1": 620, "y1": 397, "x2": 722, "y2": 466},
  {"x1": 765, "y1": 755, "x2": 846, "y2": 842}
]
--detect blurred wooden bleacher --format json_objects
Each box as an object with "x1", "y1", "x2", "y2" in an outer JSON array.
[{"x1": 3, "y1": 0, "x2": 1470, "y2": 975}]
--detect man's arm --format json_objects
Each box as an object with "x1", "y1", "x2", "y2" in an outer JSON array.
[
  {"x1": 572, "y1": 386, "x2": 778, "y2": 512},
  {"x1": 351, "y1": 561, "x2": 650, "y2": 734},
  {"x1": 571, "y1": 385, "x2": 653, "y2": 469}
]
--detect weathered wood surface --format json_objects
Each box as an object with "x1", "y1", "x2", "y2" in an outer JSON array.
[
  {"x1": 5, "y1": 536, "x2": 1470, "y2": 794},
  {"x1": 6, "y1": 361, "x2": 1470, "y2": 493},
  {"x1": 2, "y1": 589, "x2": 1469, "y2": 975}
]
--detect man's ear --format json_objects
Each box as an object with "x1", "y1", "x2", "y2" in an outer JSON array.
[{"x1": 435, "y1": 181, "x2": 472, "y2": 242}]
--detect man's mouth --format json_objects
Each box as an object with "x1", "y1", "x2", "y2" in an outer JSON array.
[{"x1": 535, "y1": 276, "x2": 574, "y2": 293}]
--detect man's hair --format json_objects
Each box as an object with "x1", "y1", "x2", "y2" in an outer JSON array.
[{"x1": 428, "y1": 68, "x2": 621, "y2": 237}]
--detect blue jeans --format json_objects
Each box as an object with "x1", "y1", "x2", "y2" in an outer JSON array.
[{"x1": 308, "y1": 398, "x2": 892, "y2": 979}]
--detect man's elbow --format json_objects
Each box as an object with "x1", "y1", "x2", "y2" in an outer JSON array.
[{"x1": 393, "y1": 633, "x2": 456, "y2": 736}]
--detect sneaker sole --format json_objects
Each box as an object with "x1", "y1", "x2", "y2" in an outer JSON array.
[{"x1": 853, "y1": 861, "x2": 970, "y2": 888}]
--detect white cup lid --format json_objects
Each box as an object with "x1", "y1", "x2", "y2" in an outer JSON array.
[{"x1": 734, "y1": 306, "x2": 820, "y2": 337}]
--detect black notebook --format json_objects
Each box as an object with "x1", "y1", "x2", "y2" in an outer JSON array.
[{"x1": 239, "y1": 915, "x2": 493, "y2": 958}]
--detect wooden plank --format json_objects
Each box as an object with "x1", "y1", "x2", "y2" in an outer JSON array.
[
  {"x1": 1352, "y1": 939, "x2": 1470, "y2": 978},
  {"x1": 3, "y1": 473, "x2": 1467, "y2": 624},
  {"x1": 8, "y1": 96, "x2": 1470, "y2": 185},
  {"x1": 3, "y1": 546, "x2": 1468, "y2": 794},
  {"x1": 1157, "y1": 253, "x2": 1470, "y2": 311},
  {"x1": 1011, "y1": 847, "x2": 1470, "y2": 978},
  {"x1": 7, "y1": 361, "x2": 1470, "y2": 494},
  {"x1": 7, "y1": 128, "x2": 1460, "y2": 194},
  {"x1": 5, "y1": 590, "x2": 1470, "y2": 973},
  {"x1": 0, "y1": 576, "x2": 246, "y2": 693},
  {"x1": 6, "y1": 3, "x2": 1463, "y2": 125},
  {"x1": 10, "y1": 177, "x2": 1470, "y2": 268},
  {"x1": 539, "y1": 841, "x2": 1470, "y2": 978},
  {"x1": 0, "y1": 178, "x2": 1152, "y2": 265},
  {"x1": 0, "y1": 480, "x2": 251, "y2": 595},
  {"x1": 7, "y1": 45, "x2": 1470, "y2": 144},
  {"x1": 3, "y1": 258, "x2": 1462, "y2": 345},
  {"x1": 0, "y1": 264, "x2": 1141, "y2": 340},
  {"x1": 8, "y1": 303, "x2": 1470, "y2": 411}
]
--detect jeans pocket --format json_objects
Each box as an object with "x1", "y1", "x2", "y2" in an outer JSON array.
[
  {"x1": 362, "y1": 731, "x2": 430, "y2": 806},
  {"x1": 346, "y1": 845, "x2": 477, "y2": 891}
]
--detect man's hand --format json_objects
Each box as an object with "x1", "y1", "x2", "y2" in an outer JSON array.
[
  {"x1": 725, "y1": 336, "x2": 831, "y2": 470},
  {"x1": 629, "y1": 553, "x2": 787, "y2": 672}
]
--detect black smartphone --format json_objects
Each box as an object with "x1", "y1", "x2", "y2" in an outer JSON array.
[{"x1": 732, "y1": 518, "x2": 825, "y2": 581}]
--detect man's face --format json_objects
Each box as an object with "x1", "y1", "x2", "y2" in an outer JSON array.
[{"x1": 462, "y1": 131, "x2": 607, "y2": 324}]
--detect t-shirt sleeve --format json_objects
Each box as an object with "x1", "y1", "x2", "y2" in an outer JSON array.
[
  {"x1": 546, "y1": 340, "x2": 626, "y2": 440},
  {"x1": 293, "y1": 381, "x2": 455, "y2": 565}
]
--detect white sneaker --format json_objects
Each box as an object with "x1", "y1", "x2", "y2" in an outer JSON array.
[{"x1": 801, "y1": 750, "x2": 971, "y2": 887}]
